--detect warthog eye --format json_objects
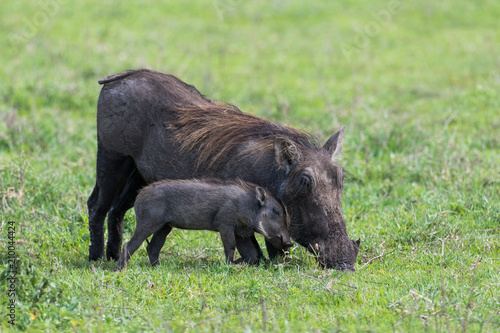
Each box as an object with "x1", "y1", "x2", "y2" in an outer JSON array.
[{"x1": 299, "y1": 174, "x2": 312, "y2": 194}]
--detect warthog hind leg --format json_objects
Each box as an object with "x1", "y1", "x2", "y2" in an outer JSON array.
[
  {"x1": 106, "y1": 169, "x2": 146, "y2": 261},
  {"x1": 88, "y1": 146, "x2": 135, "y2": 261}
]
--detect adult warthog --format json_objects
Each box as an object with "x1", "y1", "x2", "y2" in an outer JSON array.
[{"x1": 88, "y1": 69, "x2": 360, "y2": 271}]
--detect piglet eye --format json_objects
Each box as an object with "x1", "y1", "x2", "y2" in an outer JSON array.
[{"x1": 272, "y1": 207, "x2": 281, "y2": 216}]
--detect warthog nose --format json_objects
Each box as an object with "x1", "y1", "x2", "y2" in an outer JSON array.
[{"x1": 279, "y1": 235, "x2": 292, "y2": 248}]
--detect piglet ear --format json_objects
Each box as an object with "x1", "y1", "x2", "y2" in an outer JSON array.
[
  {"x1": 323, "y1": 126, "x2": 345, "y2": 161},
  {"x1": 355, "y1": 238, "x2": 361, "y2": 247},
  {"x1": 255, "y1": 186, "x2": 266, "y2": 206}
]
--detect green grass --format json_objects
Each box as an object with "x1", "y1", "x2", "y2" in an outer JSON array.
[{"x1": 1, "y1": 0, "x2": 499, "y2": 331}]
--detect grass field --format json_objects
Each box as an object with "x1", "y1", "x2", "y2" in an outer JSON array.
[{"x1": 1, "y1": 0, "x2": 499, "y2": 331}]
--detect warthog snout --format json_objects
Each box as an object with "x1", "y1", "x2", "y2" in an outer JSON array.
[
  {"x1": 274, "y1": 234, "x2": 292, "y2": 250},
  {"x1": 282, "y1": 236, "x2": 293, "y2": 249}
]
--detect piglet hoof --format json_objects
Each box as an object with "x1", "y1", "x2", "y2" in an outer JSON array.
[
  {"x1": 113, "y1": 244, "x2": 128, "y2": 272},
  {"x1": 113, "y1": 262, "x2": 126, "y2": 272}
]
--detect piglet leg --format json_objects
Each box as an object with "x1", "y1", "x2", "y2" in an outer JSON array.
[
  {"x1": 219, "y1": 230, "x2": 237, "y2": 264},
  {"x1": 146, "y1": 225, "x2": 173, "y2": 266}
]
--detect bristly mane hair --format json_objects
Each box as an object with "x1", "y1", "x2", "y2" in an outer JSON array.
[{"x1": 169, "y1": 102, "x2": 317, "y2": 169}]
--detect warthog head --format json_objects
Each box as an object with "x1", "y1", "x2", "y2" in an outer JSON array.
[{"x1": 275, "y1": 127, "x2": 360, "y2": 271}]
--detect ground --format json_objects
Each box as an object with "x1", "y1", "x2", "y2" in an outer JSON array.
[{"x1": 0, "y1": 0, "x2": 499, "y2": 331}]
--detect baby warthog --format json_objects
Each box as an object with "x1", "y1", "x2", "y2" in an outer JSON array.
[{"x1": 115, "y1": 179, "x2": 292, "y2": 271}]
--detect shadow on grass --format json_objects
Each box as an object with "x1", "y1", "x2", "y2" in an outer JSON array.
[{"x1": 66, "y1": 246, "x2": 323, "y2": 275}]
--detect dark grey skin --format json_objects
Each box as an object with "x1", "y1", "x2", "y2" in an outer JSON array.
[
  {"x1": 114, "y1": 179, "x2": 292, "y2": 271},
  {"x1": 88, "y1": 69, "x2": 360, "y2": 271}
]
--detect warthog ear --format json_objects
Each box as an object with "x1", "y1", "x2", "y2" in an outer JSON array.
[
  {"x1": 355, "y1": 238, "x2": 361, "y2": 247},
  {"x1": 255, "y1": 186, "x2": 267, "y2": 206},
  {"x1": 323, "y1": 126, "x2": 345, "y2": 161},
  {"x1": 274, "y1": 137, "x2": 300, "y2": 174}
]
